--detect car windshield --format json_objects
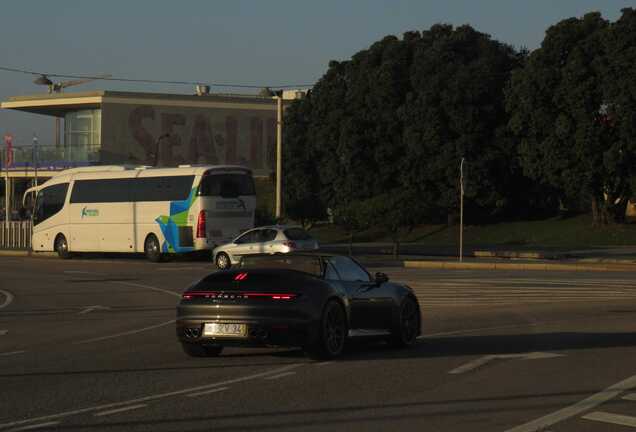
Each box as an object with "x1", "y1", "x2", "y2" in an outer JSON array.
[
  {"x1": 239, "y1": 255, "x2": 322, "y2": 277},
  {"x1": 283, "y1": 228, "x2": 313, "y2": 241}
]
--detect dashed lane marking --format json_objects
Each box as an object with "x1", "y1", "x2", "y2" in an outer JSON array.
[
  {"x1": 73, "y1": 320, "x2": 176, "y2": 345},
  {"x1": 112, "y1": 281, "x2": 181, "y2": 298},
  {"x1": 582, "y1": 412, "x2": 636, "y2": 428},
  {"x1": 0, "y1": 289, "x2": 14, "y2": 309},
  {"x1": 504, "y1": 372, "x2": 636, "y2": 432},
  {"x1": 0, "y1": 363, "x2": 301, "y2": 430},
  {"x1": 264, "y1": 371, "x2": 297, "y2": 380},
  {"x1": 623, "y1": 393, "x2": 636, "y2": 401},
  {"x1": 6, "y1": 421, "x2": 60, "y2": 431},
  {"x1": 0, "y1": 330, "x2": 7, "y2": 336},
  {"x1": 315, "y1": 361, "x2": 333, "y2": 367},
  {"x1": 94, "y1": 404, "x2": 147, "y2": 417},
  {"x1": 0, "y1": 351, "x2": 26, "y2": 357},
  {"x1": 186, "y1": 387, "x2": 229, "y2": 397}
]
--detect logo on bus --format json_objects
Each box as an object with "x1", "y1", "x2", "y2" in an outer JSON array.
[{"x1": 81, "y1": 207, "x2": 99, "y2": 218}]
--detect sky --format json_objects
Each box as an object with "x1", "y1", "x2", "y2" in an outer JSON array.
[{"x1": 0, "y1": 0, "x2": 632, "y2": 146}]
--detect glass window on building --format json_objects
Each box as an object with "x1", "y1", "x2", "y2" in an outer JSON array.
[{"x1": 64, "y1": 109, "x2": 101, "y2": 164}]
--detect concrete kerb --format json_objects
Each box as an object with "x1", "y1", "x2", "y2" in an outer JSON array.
[
  {"x1": 0, "y1": 250, "x2": 56, "y2": 258},
  {"x1": 403, "y1": 260, "x2": 636, "y2": 272}
]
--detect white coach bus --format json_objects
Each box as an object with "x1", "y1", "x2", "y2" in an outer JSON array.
[{"x1": 25, "y1": 165, "x2": 256, "y2": 261}]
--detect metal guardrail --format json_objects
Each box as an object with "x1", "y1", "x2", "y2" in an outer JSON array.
[
  {"x1": 0, "y1": 221, "x2": 32, "y2": 250},
  {"x1": 4, "y1": 144, "x2": 101, "y2": 169}
]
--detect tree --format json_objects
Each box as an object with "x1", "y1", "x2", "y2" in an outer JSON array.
[
  {"x1": 284, "y1": 25, "x2": 526, "y2": 244},
  {"x1": 282, "y1": 97, "x2": 327, "y2": 229},
  {"x1": 506, "y1": 9, "x2": 636, "y2": 225},
  {"x1": 400, "y1": 25, "x2": 526, "y2": 224}
]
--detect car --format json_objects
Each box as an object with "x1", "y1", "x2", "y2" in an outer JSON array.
[
  {"x1": 176, "y1": 253, "x2": 421, "y2": 359},
  {"x1": 212, "y1": 225, "x2": 319, "y2": 270}
]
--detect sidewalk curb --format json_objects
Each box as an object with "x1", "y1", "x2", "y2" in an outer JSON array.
[
  {"x1": 403, "y1": 260, "x2": 636, "y2": 272},
  {"x1": 0, "y1": 250, "x2": 57, "y2": 258}
]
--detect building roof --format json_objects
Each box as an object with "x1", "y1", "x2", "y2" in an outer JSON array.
[{"x1": 0, "y1": 90, "x2": 297, "y2": 117}]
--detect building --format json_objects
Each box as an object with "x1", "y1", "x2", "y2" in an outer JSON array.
[{"x1": 0, "y1": 89, "x2": 303, "y2": 219}]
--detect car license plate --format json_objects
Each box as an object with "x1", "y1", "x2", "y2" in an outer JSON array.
[{"x1": 203, "y1": 323, "x2": 247, "y2": 337}]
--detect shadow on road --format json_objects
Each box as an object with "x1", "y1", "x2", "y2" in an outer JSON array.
[{"x1": 340, "y1": 330, "x2": 636, "y2": 362}]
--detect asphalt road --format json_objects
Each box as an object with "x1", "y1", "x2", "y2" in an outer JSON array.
[{"x1": 2, "y1": 256, "x2": 636, "y2": 431}]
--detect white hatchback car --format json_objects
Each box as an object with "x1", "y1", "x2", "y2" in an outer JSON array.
[{"x1": 212, "y1": 225, "x2": 320, "y2": 269}]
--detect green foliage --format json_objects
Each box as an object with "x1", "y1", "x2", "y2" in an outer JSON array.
[
  {"x1": 506, "y1": 9, "x2": 636, "y2": 224},
  {"x1": 284, "y1": 24, "x2": 528, "y2": 244}
]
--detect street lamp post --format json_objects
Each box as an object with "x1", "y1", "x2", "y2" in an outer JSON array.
[
  {"x1": 275, "y1": 93, "x2": 283, "y2": 220},
  {"x1": 459, "y1": 157, "x2": 465, "y2": 262},
  {"x1": 32, "y1": 135, "x2": 39, "y2": 187}
]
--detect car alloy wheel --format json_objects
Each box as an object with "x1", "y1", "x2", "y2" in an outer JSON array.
[
  {"x1": 324, "y1": 302, "x2": 346, "y2": 355},
  {"x1": 216, "y1": 252, "x2": 231, "y2": 270},
  {"x1": 307, "y1": 300, "x2": 346, "y2": 360},
  {"x1": 390, "y1": 297, "x2": 420, "y2": 347}
]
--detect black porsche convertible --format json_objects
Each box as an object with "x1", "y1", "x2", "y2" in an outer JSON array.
[{"x1": 176, "y1": 253, "x2": 421, "y2": 359}]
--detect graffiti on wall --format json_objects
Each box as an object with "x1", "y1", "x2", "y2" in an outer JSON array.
[{"x1": 122, "y1": 106, "x2": 276, "y2": 175}]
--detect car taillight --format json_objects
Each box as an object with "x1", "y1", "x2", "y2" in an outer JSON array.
[
  {"x1": 244, "y1": 293, "x2": 298, "y2": 300},
  {"x1": 181, "y1": 291, "x2": 297, "y2": 300},
  {"x1": 196, "y1": 210, "x2": 206, "y2": 238},
  {"x1": 283, "y1": 240, "x2": 297, "y2": 249}
]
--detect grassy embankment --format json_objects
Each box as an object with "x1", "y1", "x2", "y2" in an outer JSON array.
[
  {"x1": 309, "y1": 214, "x2": 636, "y2": 248},
  {"x1": 253, "y1": 180, "x2": 636, "y2": 248}
]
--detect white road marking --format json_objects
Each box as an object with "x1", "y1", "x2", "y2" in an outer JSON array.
[
  {"x1": 6, "y1": 421, "x2": 60, "y2": 431},
  {"x1": 315, "y1": 361, "x2": 333, "y2": 367},
  {"x1": 504, "y1": 373, "x2": 636, "y2": 432},
  {"x1": 73, "y1": 319, "x2": 176, "y2": 345},
  {"x1": 264, "y1": 371, "x2": 297, "y2": 380},
  {"x1": 0, "y1": 351, "x2": 26, "y2": 357},
  {"x1": 113, "y1": 281, "x2": 181, "y2": 298},
  {"x1": 582, "y1": 411, "x2": 636, "y2": 427},
  {"x1": 623, "y1": 393, "x2": 636, "y2": 401},
  {"x1": 185, "y1": 387, "x2": 229, "y2": 397},
  {"x1": 0, "y1": 289, "x2": 14, "y2": 309},
  {"x1": 78, "y1": 305, "x2": 111, "y2": 315},
  {"x1": 94, "y1": 404, "x2": 147, "y2": 417},
  {"x1": 0, "y1": 330, "x2": 7, "y2": 336},
  {"x1": 0, "y1": 363, "x2": 301, "y2": 430},
  {"x1": 448, "y1": 352, "x2": 564, "y2": 374},
  {"x1": 63, "y1": 270, "x2": 104, "y2": 275}
]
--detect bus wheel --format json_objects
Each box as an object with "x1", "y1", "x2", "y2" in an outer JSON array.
[
  {"x1": 55, "y1": 234, "x2": 71, "y2": 259},
  {"x1": 144, "y1": 234, "x2": 163, "y2": 263}
]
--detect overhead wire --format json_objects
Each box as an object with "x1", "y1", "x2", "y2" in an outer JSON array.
[{"x1": 0, "y1": 65, "x2": 313, "y2": 89}]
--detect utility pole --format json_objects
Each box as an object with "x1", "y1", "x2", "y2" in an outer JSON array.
[
  {"x1": 275, "y1": 92, "x2": 283, "y2": 220},
  {"x1": 459, "y1": 157, "x2": 465, "y2": 262},
  {"x1": 32, "y1": 135, "x2": 39, "y2": 187},
  {"x1": 3, "y1": 134, "x2": 12, "y2": 223},
  {"x1": 3, "y1": 146, "x2": 8, "y2": 224}
]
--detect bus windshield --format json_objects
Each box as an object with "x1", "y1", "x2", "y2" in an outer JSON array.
[{"x1": 198, "y1": 174, "x2": 255, "y2": 198}]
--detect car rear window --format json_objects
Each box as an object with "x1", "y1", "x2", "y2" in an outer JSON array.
[
  {"x1": 283, "y1": 228, "x2": 312, "y2": 241},
  {"x1": 240, "y1": 255, "x2": 322, "y2": 276}
]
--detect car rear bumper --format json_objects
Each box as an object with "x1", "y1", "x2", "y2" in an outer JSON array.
[{"x1": 176, "y1": 317, "x2": 314, "y2": 347}]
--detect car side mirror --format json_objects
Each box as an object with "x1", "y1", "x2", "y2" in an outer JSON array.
[{"x1": 374, "y1": 272, "x2": 389, "y2": 285}]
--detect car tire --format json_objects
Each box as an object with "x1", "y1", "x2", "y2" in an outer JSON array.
[
  {"x1": 388, "y1": 296, "x2": 420, "y2": 348},
  {"x1": 215, "y1": 252, "x2": 231, "y2": 270},
  {"x1": 144, "y1": 234, "x2": 163, "y2": 263},
  {"x1": 181, "y1": 342, "x2": 224, "y2": 358},
  {"x1": 305, "y1": 299, "x2": 347, "y2": 360},
  {"x1": 55, "y1": 234, "x2": 71, "y2": 259}
]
